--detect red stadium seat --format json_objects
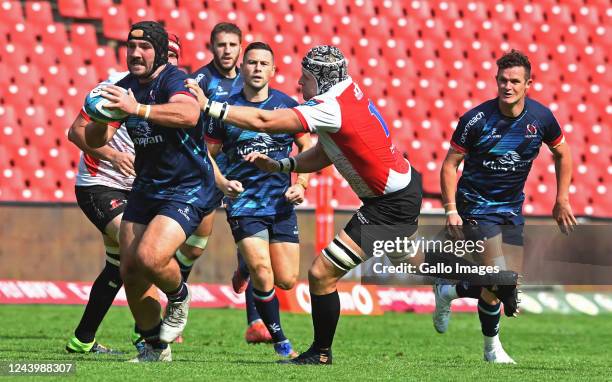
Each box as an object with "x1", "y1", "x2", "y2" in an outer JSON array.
[
  {"x1": 8, "y1": 22, "x2": 37, "y2": 47},
  {"x1": 378, "y1": 0, "x2": 405, "y2": 20},
  {"x1": 177, "y1": 0, "x2": 204, "y2": 14},
  {"x1": 164, "y1": 8, "x2": 194, "y2": 37},
  {"x1": 123, "y1": 0, "x2": 149, "y2": 20},
  {"x1": 90, "y1": 46, "x2": 119, "y2": 78},
  {"x1": 150, "y1": 0, "x2": 177, "y2": 15},
  {"x1": 86, "y1": 0, "x2": 113, "y2": 19},
  {"x1": 70, "y1": 24, "x2": 98, "y2": 61},
  {"x1": 102, "y1": 5, "x2": 130, "y2": 40},
  {"x1": 24, "y1": 1, "x2": 53, "y2": 25},
  {"x1": 1, "y1": 1, "x2": 23, "y2": 27},
  {"x1": 40, "y1": 23, "x2": 70, "y2": 52},
  {"x1": 57, "y1": 0, "x2": 87, "y2": 18},
  {"x1": 516, "y1": 2, "x2": 545, "y2": 24},
  {"x1": 192, "y1": 8, "x2": 223, "y2": 39}
]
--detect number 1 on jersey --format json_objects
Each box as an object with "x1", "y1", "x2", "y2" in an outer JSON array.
[{"x1": 368, "y1": 101, "x2": 390, "y2": 137}]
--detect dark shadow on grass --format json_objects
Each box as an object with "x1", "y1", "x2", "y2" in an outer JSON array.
[{"x1": 0, "y1": 334, "x2": 61, "y2": 340}]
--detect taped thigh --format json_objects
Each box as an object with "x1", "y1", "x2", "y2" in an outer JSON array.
[{"x1": 321, "y1": 235, "x2": 363, "y2": 272}]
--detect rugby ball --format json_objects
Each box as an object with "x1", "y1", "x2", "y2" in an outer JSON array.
[{"x1": 83, "y1": 85, "x2": 129, "y2": 124}]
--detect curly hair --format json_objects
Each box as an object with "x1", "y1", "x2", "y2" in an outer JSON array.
[{"x1": 496, "y1": 49, "x2": 531, "y2": 79}]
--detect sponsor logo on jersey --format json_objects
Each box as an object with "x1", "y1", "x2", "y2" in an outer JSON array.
[
  {"x1": 460, "y1": 112, "x2": 485, "y2": 144},
  {"x1": 131, "y1": 120, "x2": 164, "y2": 147},
  {"x1": 194, "y1": 73, "x2": 205, "y2": 84},
  {"x1": 215, "y1": 85, "x2": 228, "y2": 96},
  {"x1": 482, "y1": 150, "x2": 530, "y2": 172},
  {"x1": 236, "y1": 133, "x2": 284, "y2": 156}
]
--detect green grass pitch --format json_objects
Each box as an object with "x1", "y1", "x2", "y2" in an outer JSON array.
[{"x1": 0, "y1": 305, "x2": 610, "y2": 381}]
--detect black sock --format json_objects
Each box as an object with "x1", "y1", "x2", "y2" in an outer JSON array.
[
  {"x1": 245, "y1": 280, "x2": 261, "y2": 325},
  {"x1": 140, "y1": 320, "x2": 167, "y2": 349},
  {"x1": 175, "y1": 250, "x2": 194, "y2": 281},
  {"x1": 252, "y1": 287, "x2": 286, "y2": 343},
  {"x1": 311, "y1": 291, "x2": 340, "y2": 352},
  {"x1": 456, "y1": 282, "x2": 483, "y2": 299},
  {"x1": 478, "y1": 298, "x2": 501, "y2": 337},
  {"x1": 74, "y1": 259, "x2": 122, "y2": 343}
]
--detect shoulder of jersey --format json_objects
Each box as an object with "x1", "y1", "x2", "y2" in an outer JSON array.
[
  {"x1": 270, "y1": 89, "x2": 298, "y2": 106},
  {"x1": 525, "y1": 97, "x2": 552, "y2": 114},
  {"x1": 461, "y1": 98, "x2": 496, "y2": 120},
  {"x1": 103, "y1": 71, "x2": 130, "y2": 86}
]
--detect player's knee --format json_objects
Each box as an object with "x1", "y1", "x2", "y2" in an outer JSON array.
[
  {"x1": 135, "y1": 246, "x2": 165, "y2": 275},
  {"x1": 184, "y1": 235, "x2": 209, "y2": 259},
  {"x1": 120, "y1": 257, "x2": 140, "y2": 282},
  {"x1": 308, "y1": 262, "x2": 329, "y2": 285},
  {"x1": 275, "y1": 274, "x2": 297, "y2": 290},
  {"x1": 250, "y1": 263, "x2": 273, "y2": 284}
]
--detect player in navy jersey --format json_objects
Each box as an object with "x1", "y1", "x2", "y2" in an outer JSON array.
[
  {"x1": 434, "y1": 50, "x2": 577, "y2": 363},
  {"x1": 85, "y1": 21, "x2": 218, "y2": 362},
  {"x1": 205, "y1": 42, "x2": 312, "y2": 358},
  {"x1": 65, "y1": 36, "x2": 182, "y2": 355},
  {"x1": 181, "y1": 23, "x2": 274, "y2": 345},
  {"x1": 170, "y1": 22, "x2": 243, "y2": 289}
]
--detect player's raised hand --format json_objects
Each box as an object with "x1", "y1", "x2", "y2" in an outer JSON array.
[
  {"x1": 445, "y1": 212, "x2": 465, "y2": 240},
  {"x1": 221, "y1": 179, "x2": 244, "y2": 198},
  {"x1": 100, "y1": 86, "x2": 137, "y2": 114},
  {"x1": 109, "y1": 151, "x2": 136, "y2": 177},
  {"x1": 553, "y1": 199, "x2": 578, "y2": 235},
  {"x1": 285, "y1": 184, "x2": 305, "y2": 205},
  {"x1": 243, "y1": 151, "x2": 280, "y2": 172},
  {"x1": 184, "y1": 79, "x2": 208, "y2": 110}
]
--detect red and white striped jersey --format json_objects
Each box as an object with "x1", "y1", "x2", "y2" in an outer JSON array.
[
  {"x1": 76, "y1": 72, "x2": 134, "y2": 190},
  {"x1": 292, "y1": 78, "x2": 411, "y2": 198}
]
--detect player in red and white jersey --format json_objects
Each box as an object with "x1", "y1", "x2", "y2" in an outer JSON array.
[
  {"x1": 64, "y1": 36, "x2": 182, "y2": 355},
  {"x1": 187, "y1": 45, "x2": 423, "y2": 365}
]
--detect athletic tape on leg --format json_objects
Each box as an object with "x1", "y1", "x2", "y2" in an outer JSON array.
[
  {"x1": 322, "y1": 235, "x2": 363, "y2": 271},
  {"x1": 185, "y1": 235, "x2": 209, "y2": 249}
]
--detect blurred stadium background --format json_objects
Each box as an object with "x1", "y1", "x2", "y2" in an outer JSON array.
[{"x1": 0, "y1": 0, "x2": 610, "y2": 310}]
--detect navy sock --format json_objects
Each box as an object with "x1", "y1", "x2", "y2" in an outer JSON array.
[
  {"x1": 166, "y1": 281, "x2": 188, "y2": 303},
  {"x1": 245, "y1": 280, "x2": 261, "y2": 325},
  {"x1": 139, "y1": 321, "x2": 167, "y2": 349},
  {"x1": 456, "y1": 282, "x2": 482, "y2": 299},
  {"x1": 75, "y1": 259, "x2": 122, "y2": 343},
  {"x1": 478, "y1": 298, "x2": 501, "y2": 337},
  {"x1": 237, "y1": 251, "x2": 249, "y2": 278},
  {"x1": 175, "y1": 251, "x2": 194, "y2": 281},
  {"x1": 311, "y1": 291, "x2": 340, "y2": 351},
  {"x1": 252, "y1": 287, "x2": 286, "y2": 343}
]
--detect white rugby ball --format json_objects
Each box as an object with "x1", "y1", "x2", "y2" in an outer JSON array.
[{"x1": 83, "y1": 85, "x2": 129, "y2": 123}]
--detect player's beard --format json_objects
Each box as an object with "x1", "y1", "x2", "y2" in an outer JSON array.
[{"x1": 214, "y1": 54, "x2": 239, "y2": 72}]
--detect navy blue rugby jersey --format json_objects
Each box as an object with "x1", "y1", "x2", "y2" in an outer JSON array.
[
  {"x1": 450, "y1": 97, "x2": 564, "y2": 215},
  {"x1": 191, "y1": 62, "x2": 243, "y2": 173},
  {"x1": 116, "y1": 64, "x2": 216, "y2": 207},
  {"x1": 206, "y1": 89, "x2": 302, "y2": 217}
]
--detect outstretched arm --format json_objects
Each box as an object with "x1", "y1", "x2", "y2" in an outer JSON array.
[
  {"x1": 185, "y1": 81, "x2": 304, "y2": 134},
  {"x1": 244, "y1": 140, "x2": 332, "y2": 174}
]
